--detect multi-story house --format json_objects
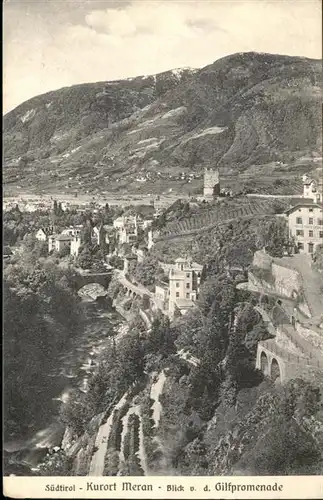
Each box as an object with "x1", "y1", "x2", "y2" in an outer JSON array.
[
  {"x1": 48, "y1": 233, "x2": 72, "y2": 253},
  {"x1": 168, "y1": 257, "x2": 203, "y2": 317},
  {"x1": 113, "y1": 216, "x2": 138, "y2": 245},
  {"x1": 285, "y1": 201, "x2": 323, "y2": 254},
  {"x1": 154, "y1": 282, "x2": 170, "y2": 313},
  {"x1": 302, "y1": 174, "x2": 322, "y2": 203},
  {"x1": 113, "y1": 215, "x2": 152, "y2": 246}
]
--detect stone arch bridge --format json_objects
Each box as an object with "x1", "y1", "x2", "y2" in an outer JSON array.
[
  {"x1": 118, "y1": 274, "x2": 153, "y2": 309},
  {"x1": 73, "y1": 271, "x2": 113, "y2": 292},
  {"x1": 256, "y1": 336, "x2": 323, "y2": 385}
]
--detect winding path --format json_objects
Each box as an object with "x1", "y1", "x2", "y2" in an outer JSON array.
[
  {"x1": 88, "y1": 392, "x2": 128, "y2": 476},
  {"x1": 150, "y1": 371, "x2": 166, "y2": 429}
]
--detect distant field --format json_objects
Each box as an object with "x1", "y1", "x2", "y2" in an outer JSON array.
[
  {"x1": 3, "y1": 191, "x2": 185, "y2": 208},
  {"x1": 4, "y1": 158, "x2": 321, "y2": 205}
]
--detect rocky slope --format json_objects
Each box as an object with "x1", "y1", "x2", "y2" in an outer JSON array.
[{"x1": 4, "y1": 52, "x2": 322, "y2": 195}]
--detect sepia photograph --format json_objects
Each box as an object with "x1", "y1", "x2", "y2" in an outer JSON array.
[{"x1": 3, "y1": 0, "x2": 323, "y2": 490}]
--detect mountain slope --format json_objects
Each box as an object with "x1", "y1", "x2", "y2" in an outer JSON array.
[{"x1": 3, "y1": 52, "x2": 322, "y2": 195}]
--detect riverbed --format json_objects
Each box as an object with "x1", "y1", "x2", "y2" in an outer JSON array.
[{"x1": 4, "y1": 298, "x2": 127, "y2": 475}]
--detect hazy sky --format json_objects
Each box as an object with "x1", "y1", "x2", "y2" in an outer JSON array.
[{"x1": 3, "y1": 0, "x2": 322, "y2": 113}]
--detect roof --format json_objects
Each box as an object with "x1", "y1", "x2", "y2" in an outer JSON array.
[
  {"x1": 56, "y1": 234, "x2": 72, "y2": 241},
  {"x1": 284, "y1": 202, "x2": 323, "y2": 215},
  {"x1": 188, "y1": 262, "x2": 203, "y2": 271},
  {"x1": 155, "y1": 281, "x2": 168, "y2": 290},
  {"x1": 38, "y1": 227, "x2": 53, "y2": 236},
  {"x1": 289, "y1": 197, "x2": 310, "y2": 206},
  {"x1": 175, "y1": 257, "x2": 187, "y2": 263},
  {"x1": 169, "y1": 270, "x2": 185, "y2": 280},
  {"x1": 175, "y1": 299, "x2": 195, "y2": 308}
]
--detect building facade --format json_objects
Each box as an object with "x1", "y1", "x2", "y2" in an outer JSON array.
[
  {"x1": 70, "y1": 235, "x2": 82, "y2": 257},
  {"x1": 154, "y1": 283, "x2": 169, "y2": 312},
  {"x1": 285, "y1": 202, "x2": 323, "y2": 254},
  {"x1": 35, "y1": 227, "x2": 54, "y2": 241},
  {"x1": 48, "y1": 233, "x2": 72, "y2": 253},
  {"x1": 113, "y1": 215, "x2": 139, "y2": 245},
  {"x1": 168, "y1": 258, "x2": 203, "y2": 317},
  {"x1": 302, "y1": 174, "x2": 322, "y2": 203}
]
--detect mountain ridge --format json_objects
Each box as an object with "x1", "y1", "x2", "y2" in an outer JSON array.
[{"x1": 4, "y1": 52, "x2": 322, "y2": 196}]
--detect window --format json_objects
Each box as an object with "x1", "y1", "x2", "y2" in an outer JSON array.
[
  {"x1": 308, "y1": 243, "x2": 314, "y2": 253},
  {"x1": 320, "y1": 231, "x2": 323, "y2": 239},
  {"x1": 176, "y1": 292, "x2": 180, "y2": 298},
  {"x1": 296, "y1": 217, "x2": 302, "y2": 224},
  {"x1": 186, "y1": 283, "x2": 190, "y2": 289},
  {"x1": 186, "y1": 293, "x2": 190, "y2": 298},
  {"x1": 309, "y1": 230, "x2": 314, "y2": 237},
  {"x1": 186, "y1": 273, "x2": 190, "y2": 278},
  {"x1": 297, "y1": 242, "x2": 304, "y2": 250},
  {"x1": 296, "y1": 230, "x2": 304, "y2": 236},
  {"x1": 309, "y1": 218, "x2": 313, "y2": 225},
  {"x1": 318, "y1": 219, "x2": 323, "y2": 226},
  {"x1": 176, "y1": 282, "x2": 180, "y2": 288},
  {"x1": 309, "y1": 208, "x2": 313, "y2": 212}
]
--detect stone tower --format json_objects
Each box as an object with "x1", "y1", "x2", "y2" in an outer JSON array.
[{"x1": 203, "y1": 167, "x2": 220, "y2": 198}]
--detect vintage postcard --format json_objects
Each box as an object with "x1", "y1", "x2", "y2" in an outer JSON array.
[{"x1": 3, "y1": 0, "x2": 323, "y2": 498}]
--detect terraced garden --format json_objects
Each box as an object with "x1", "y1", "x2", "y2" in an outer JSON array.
[{"x1": 156, "y1": 198, "x2": 289, "y2": 242}]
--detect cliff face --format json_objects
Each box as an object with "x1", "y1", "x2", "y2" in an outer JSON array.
[{"x1": 4, "y1": 52, "x2": 322, "y2": 195}]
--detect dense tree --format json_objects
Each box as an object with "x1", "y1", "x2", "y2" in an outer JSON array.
[
  {"x1": 145, "y1": 315, "x2": 176, "y2": 357},
  {"x1": 132, "y1": 255, "x2": 165, "y2": 288},
  {"x1": 109, "y1": 255, "x2": 124, "y2": 270},
  {"x1": 237, "y1": 380, "x2": 323, "y2": 475},
  {"x1": 256, "y1": 218, "x2": 292, "y2": 257},
  {"x1": 38, "y1": 450, "x2": 73, "y2": 476},
  {"x1": 4, "y1": 259, "x2": 84, "y2": 439},
  {"x1": 313, "y1": 244, "x2": 323, "y2": 271}
]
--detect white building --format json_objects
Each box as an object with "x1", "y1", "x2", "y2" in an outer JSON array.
[
  {"x1": 91, "y1": 225, "x2": 110, "y2": 247},
  {"x1": 70, "y1": 234, "x2": 82, "y2": 257},
  {"x1": 154, "y1": 282, "x2": 169, "y2": 312},
  {"x1": 302, "y1": 175, "x2": 322, "y2": 203},
  {"x1": 35, "y1": 227, "x2": 54, "y2": 242},
  {"x1": 155, "y1": 257, "x2": 203, "y2": 318},
  {"x1": 48, "y1": 234, "x2": 72, "y2": 253},
  {"x1": 113, "y1": 216, "x2": 138, "y2": 245},
  {"x1": 285, "y1": 201, "x2": 323, "y2": 254}
]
